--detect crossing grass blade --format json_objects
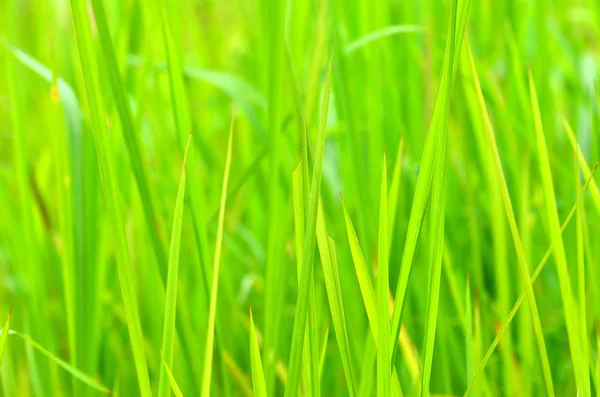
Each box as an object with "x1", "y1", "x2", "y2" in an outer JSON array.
[
  {"x1": 157, "y1": 134, "x2": 192, "y2": 397},
  {"x1": 160, "y1": 351, "x2": 185, "y2": 397},
  {"x1": 249, "y1": 310, "x2": 267, "y2": 397},
  {"x1": 344, "y1": 25, "x2": 424, "y2": 55},
  {"x1": 7, "y1": 330, "x2": 110, "y2": 394},
  {"x1": 463, "y1": 163, "x2": 600, "y2": 397},
  {"x1": 201, "y1": 107, "x2": 235, "y2": 397},
  {"x1": 376, "y1": 155, "x2": 390, "y2": 397},
  {"x1": 70, "y1": 0, "x2": 151, "y2": 394},
  {"x1": 464, "y1": 38, "x2": 555, "y2": 396},
  {"x1": 530, "y1": 72, "x2": 589, "y2": 396},
  {"x1": 283, "y1": 37, "x2": 334, "y2": 397}
]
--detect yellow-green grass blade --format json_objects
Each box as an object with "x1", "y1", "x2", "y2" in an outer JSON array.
[
  {"x1": 463, "y1": 163, "x2": 599, "y2": 396},
  {"x1": 530, "y1": 72, "x2": 589, "y2": 396},
  {"x1": 7, "y1": 330, "x2": 110, "y2": 394},
  {"x1": 160, "y1": 351, "x2": 185, "y2": 397},
  {"x1": 341, "y1": 198, "x2": 377, "y2": 340},
  {"x1": 0, "y1": 308, "x2": 12, "y2": 367},
  {"x1": 157, "y1": 134, "x2": 192, "y2": 397},
  {"x1": 389, "y1": 0, "x2": 472, "y2": 363},
  {"x1": 376, "y1": 155, "x2": 390, "y2": 397},
  {"x1": 283, "y1": 38, "x2": 334, "y2": 397},
  {"x1": 575, "y1": 149, "x2": 590, "y2": 394},
  {"x1": 249, "y1": 310, "x2": 267, "y2": 397},
  {"x1": 388, "y1": 136, "x2": 405, "y2": 255},
  {"x1": 201, "y1": 108, "x2": 235, "y2": 397},
  {"x1": 464, "y1": 39, "x2": 554, "y2": 396},
  {"x1": 316, "y1": 203, "x2": 356, "y2": 396},
  {"x1": 70, "y1": 0, "x2": 151, "y2": 394}
]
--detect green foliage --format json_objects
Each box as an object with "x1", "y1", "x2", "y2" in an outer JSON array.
[{"x1": 2, "y1": 0, "x2": 600, "y2": 396}]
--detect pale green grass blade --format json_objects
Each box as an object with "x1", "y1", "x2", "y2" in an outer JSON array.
[
  {"x1": 341, "y1": 198, "x2": 377, "y2": 339},
  {"x1": 530, "y1": 72, "x2": 588, "y2": 396},
  {"x1": 157, "y1": 134, "x2": 192, "y2": 397},
  {"x1": 249, "y1": 310, "x2": 267, "y2": 397},
  {"x1": 70, "y1": 0, "x2": 151, "y2": 394},
  {"x1": 201, "y1": 108, "x2": 235, "y2": 397},
  {"x1": 283, "y1": 38, "x2": 334, "y2": 397},
  {"x1": 160, "y1": 351, "x2": 185, "y2": 397},
  {"x1": 376, "y1": 155, "x2": 390, "y2": 397},
  {"x1": 316, "y1": 204, "x2": 356, "y2": 396},
  {"x1": 0, "y1": 308, "x2": 12, "y2": 367},
  {"x1": 345, "y1": 25, "x2": 424, "y2": 55},
  {"x1": 465, "y1": 277, "x2": 474, "y2": 394},
  {"x1": 463, "y1": 164, "x2": 599, "y2": 396},
  {"x1": 7, "y1": 330, "x2": 110, "y2": 394},
  {"x1": 464, "y1": 39, "x2": 554, "y2": 396}
]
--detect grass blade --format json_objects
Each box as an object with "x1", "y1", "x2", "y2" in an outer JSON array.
[
  {"x1": 249, "y1": 310, "x2": 267, "y2": 397},
  {"x1": 345, "y1": 25, "x2": 424, "y2": 55},
  {"x1": 0, "y1": 308, "x2": 13, "y2": 367},
  {"x1": 377, "y1": 155, "x2": 390, "y2": 397},
  {"x1": 201, "y1": 107, "x2": 236, "y2": 397},
  {"x1": 160, "y1": 351, "x2": 185, "y2": 397},
  {"x1": 157, "y1": 134, "x2": 192, "y2": 397}
]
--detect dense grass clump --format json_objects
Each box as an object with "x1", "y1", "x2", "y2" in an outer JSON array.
[{"x1": 2, "y1": 0, "x2": 600, "y2": 395}]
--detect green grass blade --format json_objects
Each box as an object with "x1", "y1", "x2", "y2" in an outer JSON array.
[
  {"x1": 70, "y1": 0, "x2": 151, "y2": 394},
  {"x1": 530, "y1": 72, "x2": 588, "y2": 396},
  {"x1": 284, "y1": 37, "x2": 334, "y2": 397},
  {"x1": 7, "y1": 330, "x2": 110, "y2": 394},
  {"x1": 387, "y1": 136, "x2": 405, "y2": 253},
  {"x1": 159, "y1": 351, "x2": 185, "y2": 397},
  {"x1": 201, "y1": 107, "x2": 235, "y2": 397},
  {"x1": 249, "y1": 310, "x2": 267, "y2": 397},
  {"x1": 376, "y1": 155, "x2": 390, "y2": 397},
  {"x1": 344, "y1": 25, "x2": 424, "y2": 55},
  {"x1": 316, "y1": 204, "x2": 357, "y2": 396},
  {"x1": 157, "y1": 134, "x2": 192, "y2": 397},
  {"x1": 341, "y1": 198, "x2": 377, "y2": 339}
]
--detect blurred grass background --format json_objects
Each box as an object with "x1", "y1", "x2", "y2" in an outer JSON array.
[{"x1": 1, "y1": 0, "x2": 600, "y2": 396}]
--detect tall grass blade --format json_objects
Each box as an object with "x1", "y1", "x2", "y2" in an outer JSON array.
[{"x1": 249, "y1": 310, "x2": 267, "y2": 397}]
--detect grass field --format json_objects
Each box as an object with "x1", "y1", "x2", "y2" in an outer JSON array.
[{"x1": 1, "y1": 0, "x2": 600, "y2": 395}]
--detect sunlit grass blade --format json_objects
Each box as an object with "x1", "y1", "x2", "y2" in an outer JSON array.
[
  {"x1": 344, "y1": 25, "x2": 424, "y2": 55},
  {"x1": 7, "y1": 330, "x2": 110, "y2": 394},
  {"x1": 284, "y1": 37, "x2": 334, "y2": 397},
  {"x1": 387, "y1": 136, "x2": 405, "y2": 252},
  {"x1": 249, "y1": 310, "x2": 267, "y2": 397},
  {"x1": 315, "y1": 203, "x2": 356, "y2": 396},
  {"x1": 530, "y1": 72, "x2": 588, "y2": 396},
  {"x1": 157, "y1": 134, "x2": 192, "y2": 397},
  {"x1": 376, "y1": 155, "x2": 390, "y2": 397},
  {"x1": 201, "y1": 107, "x2": 235, "y2": 397},
  {"x1": 160, "y1": 351, "x2": 184, "y2": 397},
  {"x1": 464, "y1": 38, "x2": 554, "y2": 396},
  {"x1": 70, "y1": 0, "x2": 151, "y2": 394},
  {"x1": 463, "y1": 163, "x2": 600, "y2": 396}
]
